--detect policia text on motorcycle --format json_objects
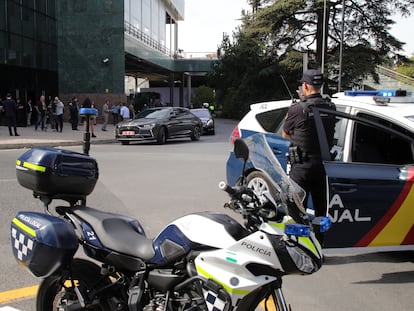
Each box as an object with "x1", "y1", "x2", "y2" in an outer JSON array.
[{"x1": 282, "y1": 69, "x2": 336, "y2": 243}]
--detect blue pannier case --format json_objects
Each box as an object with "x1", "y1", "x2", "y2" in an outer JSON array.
[
  {"x1": 15, "y1": 147, "x2": 99, "y2": 200},
  {"x1": 11, "y1": 211, "x2": 78, "y2": 277}
]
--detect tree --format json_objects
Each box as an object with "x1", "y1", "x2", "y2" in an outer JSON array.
[
  {"x1": 246, "y1": 0, "x2": 414, "y2": 89},
  {"x1": 395, "y1": 56, "x2": 414, "y2": 78},
  {"x1": 212, "y1": 0, "x2": 414, "y2": 119},
  {"x1": 191, "y1": 85, "x2": 215, "y2": 108}
]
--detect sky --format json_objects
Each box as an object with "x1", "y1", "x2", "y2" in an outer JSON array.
[{"x1": 178, "y1": 0, "x2": 414, "y2": 57}]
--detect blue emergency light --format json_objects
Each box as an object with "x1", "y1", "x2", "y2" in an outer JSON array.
[{"x1": 344, "y1": 90, "x2": 407, "y2": 97}]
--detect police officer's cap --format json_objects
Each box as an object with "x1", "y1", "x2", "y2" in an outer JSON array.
[{"x1": 301, "y1": 69, "x2": 324, "y2": 86}]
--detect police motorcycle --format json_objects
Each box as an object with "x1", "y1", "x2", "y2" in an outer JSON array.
[{"x1": 10, "y1": 133, "x2": 330, "y2": 310}]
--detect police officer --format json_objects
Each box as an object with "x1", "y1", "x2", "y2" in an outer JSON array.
[{"x1": 282, "y1": 69, "x2": 336, "y2": 243}]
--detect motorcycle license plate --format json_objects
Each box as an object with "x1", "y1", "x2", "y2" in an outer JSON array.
[{"x1": 122, "y1": 131, "x2": 135, "y2": 135}]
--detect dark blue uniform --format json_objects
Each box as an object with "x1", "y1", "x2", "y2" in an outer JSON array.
[
  {"x1": 3, "y1": 95, "x2": 19, "y2": 136},
  {"x1": 283, "y1": 94, "x2": 335, "y2": 219}
]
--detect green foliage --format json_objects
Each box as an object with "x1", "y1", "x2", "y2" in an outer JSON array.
[
  {"x1": 395, "y1": 57, "x2": 414, "y2": 78},
  {"x1": 191, "y1": 85, "x2": 215, "y2": 108},
  {"x1": 211, "y1": 0, "x2": 414, "y2": 119}
]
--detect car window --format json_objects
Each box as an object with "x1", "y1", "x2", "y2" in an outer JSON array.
[
  {"x1": 352, "y1": 113, "x2": 414, "y2": 165},
  {"x1": 256, "y1": 107, "x2": 289, "y2": 135},
  {"x1": 135, "y1": 108, "x2": 168, "y2": 119},
  {"x1": 331, "y1": 106, "x2": 348, "y2": 161},
  {"x1": 192, "y1": 109, "x2": 210, "y2": 118}
]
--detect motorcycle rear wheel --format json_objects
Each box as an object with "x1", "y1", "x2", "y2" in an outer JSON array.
[{"x1": 36, "y1": 258, "x2": 111, "y2": 311}]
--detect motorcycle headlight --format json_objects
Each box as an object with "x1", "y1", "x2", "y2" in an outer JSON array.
[{"x1": 286, "y1": 245, "x2": 315, "y2": 273}]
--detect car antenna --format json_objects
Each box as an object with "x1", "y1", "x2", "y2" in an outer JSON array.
[{"x1": 280, "y1": 75, "x2": 296, "y2": 103}]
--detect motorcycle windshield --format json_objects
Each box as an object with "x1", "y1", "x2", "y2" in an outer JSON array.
[{"x1": 244, "y1": 133, "x2": 308, "y2": 223}]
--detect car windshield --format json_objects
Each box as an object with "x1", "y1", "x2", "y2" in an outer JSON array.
[
  {"x1": 135, "y1": 108, "x2": 169, "y2": 120},
  {"x1": 192, "y1": 109, "x2": 210, "y2": 118},
  {"x1": 244, "y1": 133, "x2": 308, "y2": 223}
]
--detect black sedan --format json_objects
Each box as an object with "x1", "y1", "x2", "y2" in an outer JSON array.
[
  {"x1": 190, "y1": 108, "x2": 215, "y2": 135},
  {"x1": 115, "y1": 107, "x2": 202, "y2": 145}
]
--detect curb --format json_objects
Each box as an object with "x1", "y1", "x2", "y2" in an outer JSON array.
[{"x1": 0, "y1": 139, "x2": 117, "y2": 150}]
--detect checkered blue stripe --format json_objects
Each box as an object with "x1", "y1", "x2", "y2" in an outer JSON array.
[
  {"x1": 204, "y1": 290, "x2": 226, "y2": 311},
  {"x1": 11, "y1": 227, "x2": 34, "y2": 261}
]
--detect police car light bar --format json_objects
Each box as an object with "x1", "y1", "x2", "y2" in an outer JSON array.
[{"x1": 344, "y1": 90, "x2": 407, "y2": 97}]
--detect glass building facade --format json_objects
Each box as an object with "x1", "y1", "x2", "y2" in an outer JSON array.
[{"x1": 0, "y1": 0, "x2": 58, "y2": 101}]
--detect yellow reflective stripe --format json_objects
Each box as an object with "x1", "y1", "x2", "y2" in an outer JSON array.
[
  {"x1": 16, "y1": 159, "x2": 21, "y2": 166},
  {"x1": 196, "y1": 264, "x2": 250, "y2": 296},
  {"x1": 22, "y1": 161, "x2": 46, "y2": 173},
  {"x1": 298, "y1": 236, "x2": 318, "y2": 256},
  {"x1": 12, "y1": 218, "x2": 37, "y2": 238},
  {"x1": 369, "y1": 183, "x2": 414, "y2": 246}
]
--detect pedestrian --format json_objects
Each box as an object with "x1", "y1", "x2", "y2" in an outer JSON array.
[
  {"x1": 16, "y1": 98, "x2": 26, "y2": 127},
  {"x1": 282, "y1": 69, "x2": 336, "y2": 244},
  {"x1": 120, "y1": 102, "x2": 130, "y2": 121},
  {"x1": 2, "y1": 93, "x2": 19, "y2": 136},
  {"x1": 46, "y1": 98, "x2": 56, "y2": 131},
  {"x1": 26, "y1": 99, "x2": 33, "y2": 126},
  {"x1": 101, "y1": 100, "x2": 110, "y2": 131},
  {"x1": 81, "y1": 97, "x2": 96, "y2": 137},
  {"x1": 112, "y1": 102, "x2": 120, "y2": 125},
  {"x1": 129, "y1": 104, "x2": 136, "y2": 119},
  {"x1": 68, "y1": 97, "x2": 79, "y2": 130},
  {"x1": 35, "y1": 95, "x2": 46, "y2": 131},
  {"x1": 54, "y1": 96, "x2": 64, "y2": 132}
]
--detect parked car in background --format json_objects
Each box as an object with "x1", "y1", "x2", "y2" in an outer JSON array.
[
  {"x1": 115, "y1": 107, "x2": 202, "y2": 145},
  {"x1": 190, "y1": 108, "x2": 215, "y2": 135},
  {"x1": 226, "y1": 90, "x2": 414, "y2": 249}
]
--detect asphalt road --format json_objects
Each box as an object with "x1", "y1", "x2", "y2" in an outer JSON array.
[{"x1": 0, "y1": 118, "x2": 413, "y2": 310}]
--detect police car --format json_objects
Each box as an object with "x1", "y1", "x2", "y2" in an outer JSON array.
[{"x1": 226, "y1": 90, "x2": 414, "y2": 249}]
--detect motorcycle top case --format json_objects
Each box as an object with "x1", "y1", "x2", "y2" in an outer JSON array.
[
  {"x1": 11, "y1": 211, "x2": 79, "y2": 278},
  {"x1": 16, "y1": 147, "x2": 99, "y2": 198}
]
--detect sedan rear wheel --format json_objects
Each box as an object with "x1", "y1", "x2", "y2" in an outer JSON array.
[{"x1": 191, "y1": 125, "x2": 201, "y2": 141}]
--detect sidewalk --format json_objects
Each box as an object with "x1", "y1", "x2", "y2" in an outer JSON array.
[{"x1": 0, "y1": 122, "x2": 117, "y2": 150}]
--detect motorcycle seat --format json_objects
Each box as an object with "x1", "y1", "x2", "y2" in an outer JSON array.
[{"x1": 72, "y1": 206, "x2": 156, "y2": 260}]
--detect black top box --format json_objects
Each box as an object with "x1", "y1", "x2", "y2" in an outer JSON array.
[{"x1": 16, "y1": 147, "x2": 99, "y2": 199}]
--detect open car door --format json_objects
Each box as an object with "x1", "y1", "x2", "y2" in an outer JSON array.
[{"x1": 313, "y1": 107, "x2": 414, "y2": 248}]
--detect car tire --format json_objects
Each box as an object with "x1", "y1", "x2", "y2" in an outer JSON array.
[
  {"x1": 246, "y1": 171, "x2": 276, "y2": 203},
  {"x1": 157, "y1": 127, "x2": 167, "y2": 145},
  {"x1": 121, "y1": 141, "x2": 129, "y2": 145},
  {"x1": 191, "y1": 125, "x2": 201, "y2": 141}
]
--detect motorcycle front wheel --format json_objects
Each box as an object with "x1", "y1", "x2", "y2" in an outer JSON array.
[
  {"x1": 238, "y1": 282, "x2": 291, "y2": 311},
  {"x1": 36, "y1": 258, "x2": 112, "y2": 311}
]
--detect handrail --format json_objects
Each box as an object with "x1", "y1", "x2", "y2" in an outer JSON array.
[
  {"x1": 376, "y1": 65, "x2": 414, "y2": 86},
  {"x1": 124, "y1": 20, "x2": 172, "y2": 57}
]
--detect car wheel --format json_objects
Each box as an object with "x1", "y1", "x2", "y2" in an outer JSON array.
[
  {"x1": 191, "y1": 125, "x2": 201, "y2": 141},
  {"x1": 157, "y1": 127, "x2": 167, "y2": 144},
  {"x1": 246, "y1": 171, "x2": 276, "y2": 203},
  {"x1": 121, "y1": 141, "x2": 129, "y2": 145}
]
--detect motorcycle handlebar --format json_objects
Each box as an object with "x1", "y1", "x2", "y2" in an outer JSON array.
[{"x1": 218, "y1": 181, "x2": 237, "y2": 196}]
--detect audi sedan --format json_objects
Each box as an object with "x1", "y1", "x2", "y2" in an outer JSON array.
[{"x1": 115, "y1": 107, "x2": 202, "y2": 145}]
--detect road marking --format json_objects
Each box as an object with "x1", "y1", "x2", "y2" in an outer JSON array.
[
  {"x1": 0, "y1": 307, "x2": 22, "y2": 310},
  {"x1": 0, "y1": 285, "x2": 38, "y2": 304}
]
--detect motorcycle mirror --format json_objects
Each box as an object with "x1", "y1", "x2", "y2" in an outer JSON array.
[
  {"x1": 311, "y1": 216, "x2": 332, "y2": 233},
  {"x1": 234, "y1": 138, "x2": 249, "y2": 162}
]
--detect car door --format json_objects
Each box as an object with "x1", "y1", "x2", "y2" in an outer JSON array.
[
  {"x1": 166, "y1": 109, "x2": 180, "y2": 137},
  {"x1": 173, "y1": 108, "x2": 192, "y2": 136},
  {"x1": 313, "y1": 107, "x2": 414, "y2": 248}
]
